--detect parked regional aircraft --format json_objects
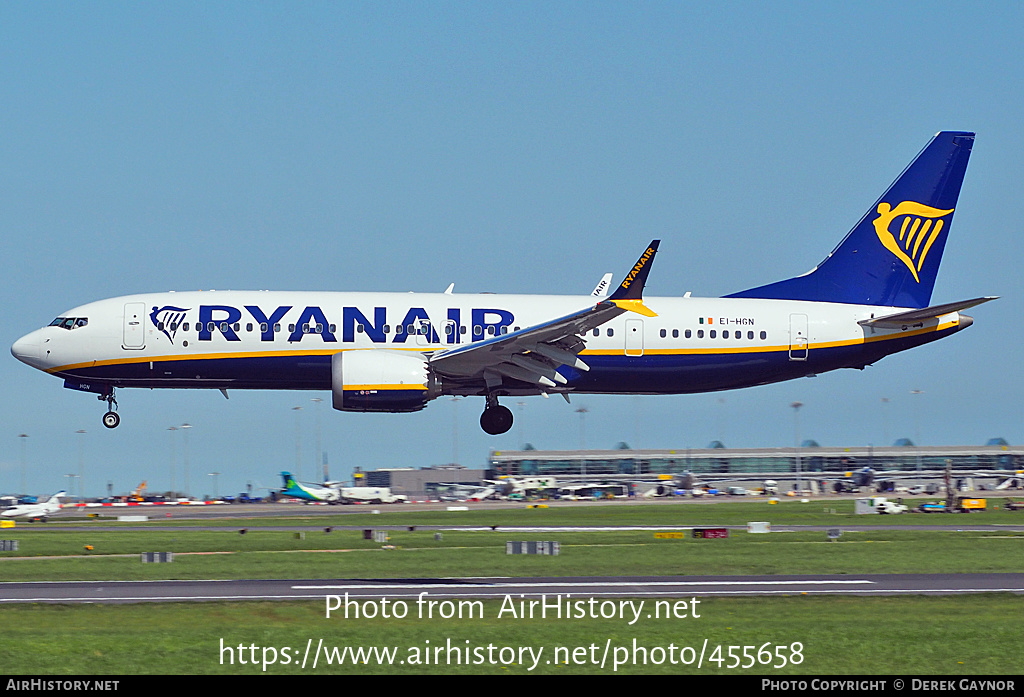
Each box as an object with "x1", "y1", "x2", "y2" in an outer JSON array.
[
  {"x1": 1, "y1": 491, "x2": 66, "y2": 522},
  {"x1": 279, "y1": 472, "x2": 341, "y2": 503},
  {"x1": 11, "y1": 132, "x2": 993, "y2": 435},
  {"x1": 278, "y1": 472, "x2": 406, "y2": 504}
]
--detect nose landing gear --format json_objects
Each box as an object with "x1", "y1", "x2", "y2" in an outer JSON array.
[
  {"x1": 480, "y1": 395, "x2": 513, "y2": 435},
  {"x1": 99, "y1": 389, "x2": 120, "y2": 429}
]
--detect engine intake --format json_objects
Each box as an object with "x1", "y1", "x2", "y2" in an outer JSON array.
[{"x1": 332, "y1": 350, "x2": 440, "y2": 412}]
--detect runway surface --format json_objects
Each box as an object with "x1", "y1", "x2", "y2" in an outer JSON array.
[
  {"x1": 9, "y1": 499, "x2": 1023, "y2": 605},
  {"x1": 3, "y1": 574, "x2": 1024, "y2": 604}
]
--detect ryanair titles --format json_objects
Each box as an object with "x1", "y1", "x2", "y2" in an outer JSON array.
[{"x1": 150, "y1": 304, "x2": 515, "y2": 345}]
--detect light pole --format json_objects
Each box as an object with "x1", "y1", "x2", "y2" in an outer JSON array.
[
  {"x1": 717, "y1": 397, "x2": 726, "y2": 446},
  {"x1": 292, "y1": 406, "x2": 303, "y2": 481},
  {"x1": 17, "y1": 434, "x2": 28, "y2": 496},
  {"x1": 167, "y1": 426, "x2": 178, "y2": 498},
  {"x1": 64, "y1": 473, "x2": 78, "y2": 500},
  {"x1": 448, "y1": 397, "x2": 461, "y2": 468},
  {"x1": 311, "y1": 397, "x2": 323, "y2": 481},
  {"x1": 791, "y1": 401, "x2": 804, "y2": 493},
  {"x1": 576, "y1": 407, "x2": 588, "y2": 476},
  {"x1": 516, "y1": 401, "x2": 526, "y2": 449},
  {"x1": 181, "y1": 423, "x2": 192, "y2": 499},
  {"x1": 911, "y1": 389, "x2": 924, "y2": 471},
  {"x1": 75, "y1": 429, "x2": 86, "y2": 501},
  {"x1": 880, "y1": 397, "x2": 890, "y2": 447}
]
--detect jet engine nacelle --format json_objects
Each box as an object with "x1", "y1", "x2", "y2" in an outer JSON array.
[{"x1": 332, "y1": 350, "x2": 441, "y2": 413}]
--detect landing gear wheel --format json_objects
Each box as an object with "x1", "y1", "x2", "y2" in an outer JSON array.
[
  {"x1": 99, "y1": 388, "x2": 119, "y2": 429},
  {"x1": 480, "y1": 405, "x2": 513, "y2": 435}
]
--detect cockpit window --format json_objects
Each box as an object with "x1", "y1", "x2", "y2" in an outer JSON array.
[{"x1": 49, "y1": 317, "x2": 88, "y2": 330}]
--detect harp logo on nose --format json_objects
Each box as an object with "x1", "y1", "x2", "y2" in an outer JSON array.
[{"x1": 872, "y1": 201, "x2": 954, "y2": 283}]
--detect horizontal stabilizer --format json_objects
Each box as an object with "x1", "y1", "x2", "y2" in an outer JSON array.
[{"x1": 859, "y1": 297, "x2": 997, "y2": 327}]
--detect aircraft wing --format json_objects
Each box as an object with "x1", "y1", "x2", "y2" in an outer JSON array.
[{"x1": 429, "y1": 241, "x2": 660, "y2": 388}]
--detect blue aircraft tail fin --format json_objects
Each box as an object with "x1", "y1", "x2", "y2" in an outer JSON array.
[{"x1": 726, "y1": 131, "x2": 974, "y2": 308}]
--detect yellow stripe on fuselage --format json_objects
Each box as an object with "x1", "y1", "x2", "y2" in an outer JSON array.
[
  {"x1": 344, "y1": 384, "x2": 429, "y2": 392},
  {"x1": 48, "y1": 318, "x2": 959, "y2": 372}
]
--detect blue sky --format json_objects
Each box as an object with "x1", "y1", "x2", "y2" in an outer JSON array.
[{"x1": 2, "y1": 2, "x2": 1022, "y2": 498}]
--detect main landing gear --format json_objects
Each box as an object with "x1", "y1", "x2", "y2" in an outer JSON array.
[
  {"x1": 480, "y1": 395, "x2": 513, "y2": 435},
  {"x1": 99, "y1": 389, "x2": 120, "y2": 429}
]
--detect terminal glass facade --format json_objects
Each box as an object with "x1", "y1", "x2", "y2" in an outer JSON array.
[{"x1": 487, "y1": 445, "x2": 1023, "y2": 479}]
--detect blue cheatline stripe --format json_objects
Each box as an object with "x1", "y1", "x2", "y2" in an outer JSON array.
[{"x1": 53, "y1": 322, "x2": 962, "y2": 395}]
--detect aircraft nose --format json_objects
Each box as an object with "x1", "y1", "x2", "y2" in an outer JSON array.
[{"x1": 11, "y1": 332, "x2": 41, "y2": 366}]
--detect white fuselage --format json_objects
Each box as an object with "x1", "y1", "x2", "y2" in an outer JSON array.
[{"x1": 12, "y1": 289, "x2": 966, "y2": 397}]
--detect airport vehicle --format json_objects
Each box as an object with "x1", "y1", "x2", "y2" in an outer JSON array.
[
  {"x1": 128, "y1": 481, "x2": 147, "y2": 502},
  {"x1": 0, "y1": 491, "x2": 65, "y2": 522},
  {"x1": 955, "y1": 497, "x2": 986, "y2": 512},
  {"x1": 874, "y1": 497, "x2": 909, "y2": 514},
  {"x1": 557, "y1": 483, "x2": 630, "y2": 500},
  {"x1": 855, "y1": 496, "x2": 908, "y2": 515},
  {"x1": 12, "y1": 133, "x2": 991, "y2": 435},
  {"x1": 915, "y1": 497, "x2": 988, "y2": 513}
]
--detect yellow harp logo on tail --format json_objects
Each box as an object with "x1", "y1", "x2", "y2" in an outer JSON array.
[{"x1": 872, "y1": 201, "x2": 953, "y2": 283}]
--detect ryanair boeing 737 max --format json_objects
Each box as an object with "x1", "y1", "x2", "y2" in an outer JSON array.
[{"x1": 11, "y1": 132, "x2": 993, "y2": 434}]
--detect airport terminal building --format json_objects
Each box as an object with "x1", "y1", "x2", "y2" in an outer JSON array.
[
  {"x1": 360, "y1": 440, "x2": 1022, "y2": 497},
  {"x1": 487, "y1": 441, "x2": 1022, "y2": 479}
]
